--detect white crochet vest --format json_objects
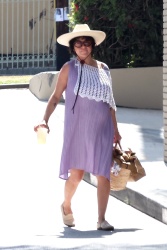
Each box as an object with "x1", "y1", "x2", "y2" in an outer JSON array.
[{"x1": 74, "y1": 60, "x2": 116, "y2": 110}]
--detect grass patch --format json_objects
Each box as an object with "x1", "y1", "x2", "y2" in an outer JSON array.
[{"x1": 0, "y1": 75, "x2": 34, "y2": 84}]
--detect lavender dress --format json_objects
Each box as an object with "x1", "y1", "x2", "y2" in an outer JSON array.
[{"x1": 59, "y1": 59, "x2": 116, "y2": 181}]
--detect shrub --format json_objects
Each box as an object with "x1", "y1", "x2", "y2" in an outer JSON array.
[{"x1": 69, "y1": 0, "x2": 163, "y2": 68}]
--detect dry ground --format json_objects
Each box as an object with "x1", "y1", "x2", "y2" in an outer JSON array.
[{"x1": 0, "y1": 75, "x2": 33, "y2": 84}]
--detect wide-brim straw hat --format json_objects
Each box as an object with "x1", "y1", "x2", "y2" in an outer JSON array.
[{"x1": 57, "y1": 24, "x2": 106, "y2": 47}]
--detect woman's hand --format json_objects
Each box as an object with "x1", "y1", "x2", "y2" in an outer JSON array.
[
  {"x1": 114, "y1": 129, "x2": 122, "y2": 143},
  {"x1": 34, "y1": 120, "x2": 50, "y2": 133}
]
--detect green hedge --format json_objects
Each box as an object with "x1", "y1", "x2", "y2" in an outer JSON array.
[{"x1": 69, "y1": 0, "x2": 163, "y2": 68}]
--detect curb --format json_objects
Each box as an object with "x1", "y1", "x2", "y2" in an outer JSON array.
[
  {"x1": 0, "y1": 83, "x2": 29, "y2": 89},
  {"x1": 84, "y1": 172, "x2": 167, "y2": 225}
]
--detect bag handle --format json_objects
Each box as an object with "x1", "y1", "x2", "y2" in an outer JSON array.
[{"x1": 114, "y1": 141, "x2": 122, "y2": 150}]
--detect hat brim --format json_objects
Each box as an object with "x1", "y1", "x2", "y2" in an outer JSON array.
[{"x1": 57, "y1": 30, "x2": 106, "y2": 47}]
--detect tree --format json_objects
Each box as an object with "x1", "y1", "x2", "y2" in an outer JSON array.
[{"x1": 69, "y1": 0, "x2": 163, "y2": 68}]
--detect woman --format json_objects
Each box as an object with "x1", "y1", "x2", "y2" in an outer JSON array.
[{"x1": 34, "y1": 24, "x2": 121, "y2": 231}]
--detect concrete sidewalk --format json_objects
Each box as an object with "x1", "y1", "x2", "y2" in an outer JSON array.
[
  {"x1": 0, "y1": 88, "x2": 166, "y2": 227},
  {"x1": 84, "y1": 108, "x2": 167, "y2": 225}
]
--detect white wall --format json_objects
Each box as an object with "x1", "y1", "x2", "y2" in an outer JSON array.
[
  {"x1": 163, "y1": 0, "x2": 167, "y2": 162},
  {"x1": 111, "y1": 67, "x2": 162, "y2": 110}
]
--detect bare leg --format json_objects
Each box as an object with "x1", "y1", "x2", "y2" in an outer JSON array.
[
  {"x1": 96, "y1": 175, "x2": 110, "y2": 224},
  {"x1": 62, "y1": 169, "x2": 84, "y2": 215}
]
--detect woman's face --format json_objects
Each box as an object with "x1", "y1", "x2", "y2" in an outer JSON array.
[{"x1": 73, "y1": 37, "x2": 93, "y2": 59}]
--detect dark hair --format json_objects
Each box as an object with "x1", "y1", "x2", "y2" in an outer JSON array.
[{"x1": 69, "y1": 36, "x2": 96, "y2": 55}]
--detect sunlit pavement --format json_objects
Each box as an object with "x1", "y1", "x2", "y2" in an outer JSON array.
[{"x1": 0, "y1": 89, "x2": 167, "y2": 250}]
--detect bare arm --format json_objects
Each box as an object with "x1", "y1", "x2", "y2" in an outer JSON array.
[
  {"x1": 34, "y1": 63, "x2": 69, "y2": 132},
  {"x1": 110, "y1": 108, "x2": 122, "y2": 142}
]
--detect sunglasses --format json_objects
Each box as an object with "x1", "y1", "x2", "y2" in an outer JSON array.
[{"x1": 74, "y1": 40, "x2": 92, "y2": 48}]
